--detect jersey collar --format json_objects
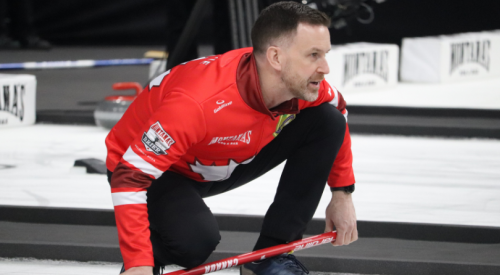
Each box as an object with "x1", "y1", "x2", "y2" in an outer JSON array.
[{"x1": 236, "y1": 52, "x2": 300, "y2": 120}]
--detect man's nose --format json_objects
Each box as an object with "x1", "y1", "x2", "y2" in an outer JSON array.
[{"x1": 318, "y1": 58, "x2": 330, "y2": 75}]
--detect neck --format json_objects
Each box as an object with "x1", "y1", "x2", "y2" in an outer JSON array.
[{"x1": 255, "y1": 54, "x2": 293, "y2": 109}]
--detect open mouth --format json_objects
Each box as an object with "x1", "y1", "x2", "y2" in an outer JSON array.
[{"x1": 309, "y1": 81, "x2": 320, "y2": 87}]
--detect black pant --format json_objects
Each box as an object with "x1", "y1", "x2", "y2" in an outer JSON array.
[{"x1": 108, "y1": 103, "x2": 347, "y2": 268}]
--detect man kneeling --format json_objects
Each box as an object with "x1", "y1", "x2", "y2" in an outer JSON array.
[{"x1": 106, "y1": 2, "x2": 358, "y2": 275}]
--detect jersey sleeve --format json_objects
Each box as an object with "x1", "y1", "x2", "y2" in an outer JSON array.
[
  {"x1": 304, "y1": 80, "x2": 355, "y2": 188},
  {"x1": 328, "y1": 123, "x2": 355, "y2": 187},
  {"x1": 325, "y1": 82, "x2": 355, "y2": 187},
  {"x1": 110, "y1": 91, "x2": 206, "y2": 269}
]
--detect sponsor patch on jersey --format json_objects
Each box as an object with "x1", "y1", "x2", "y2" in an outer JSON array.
[
  {"x1": 141, "y1": 121, "x2": 175, "y2": 155},
  {"x1": 208, "y1": 130, "x2": 252, "y2": 146},
  {"x1": 273, "y1": 114, "x2": 296, "y2": 137},
  {"x1": 214, "y1": 100, "x2": 232, "y2": 113}
]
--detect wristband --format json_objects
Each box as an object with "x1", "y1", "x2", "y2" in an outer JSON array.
[{"x1": 330, "y1": 184, "x2": 355, "y2": 194}]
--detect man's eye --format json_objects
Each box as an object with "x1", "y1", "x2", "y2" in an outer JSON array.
[{"x1": 311, "y1": 53, "x2": 318, "y2": 57}]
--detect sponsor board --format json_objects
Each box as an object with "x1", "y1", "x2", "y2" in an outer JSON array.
[
  {"x1": 343, "y1": 50, "x2": 389, "y2": 86},
  {"x1": 449, "y1": 39, "x2": 491, "y2": 77},
  {"x1": 1, "y1": 83, "x2": 25, "y2": 122},
  {"x1": 326, "y1": 43, "x2": 399, "y2": 90},
  {"x1": 401, "y1": 31, "x2": 500, "y2": 82},
  {"x1": 142, "y1": 121, "x2": 175, "y2": 155},
  {"x1": 0, "y1": 74, "x2": 36, "y2": 128}
]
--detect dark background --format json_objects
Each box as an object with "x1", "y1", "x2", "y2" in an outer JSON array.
[{"x1": 32, "y1": 0, "x2": 500, "y2": 47}]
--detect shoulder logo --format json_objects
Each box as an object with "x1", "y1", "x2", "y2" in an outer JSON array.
[{"x1": 141, "y1": 121, "x2": 175, "y2": 155}]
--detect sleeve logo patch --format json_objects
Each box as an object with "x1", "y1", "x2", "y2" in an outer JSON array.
[{"x1": 141, "y1": 121, "x2": 176, "y2": 155}]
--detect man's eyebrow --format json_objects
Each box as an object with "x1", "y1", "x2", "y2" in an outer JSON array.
[{"x1": 310, "y1": 47, "x2": 329, "y2": 52}]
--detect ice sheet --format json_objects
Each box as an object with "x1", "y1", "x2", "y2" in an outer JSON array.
[
  {"x1": 0, "y1": 258, "x2": 361, "y2": 275},
  {"x1": 0, "y1": 125, "x2": 499, "y2": 227}
]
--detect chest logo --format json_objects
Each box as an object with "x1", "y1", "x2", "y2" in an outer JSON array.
[
  {"x1": 273, "y1": 114, "x2": 296, "y2": 137},
  {"x1": 141, "y1": 121, "x2": 176, "y2": 155},
  {"x1": 214, "y1": 100, "x2": 232, "y2": 113},
  {"x1": 208, "y1": 130, "x2": 252, "y2": 146}
]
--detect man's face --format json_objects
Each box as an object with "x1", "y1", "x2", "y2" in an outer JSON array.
[{"x1": 281, "y1": 23, "x2": 331, "y2": 102}]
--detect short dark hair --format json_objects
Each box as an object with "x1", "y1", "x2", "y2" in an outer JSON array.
[{"x1": 251, "y1": 1, "x2": 331, "y2": 54}]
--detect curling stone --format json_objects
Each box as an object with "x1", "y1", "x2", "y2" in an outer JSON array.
[{"x1": 94, "y1": 82, "x2": 143, "y2": 129}]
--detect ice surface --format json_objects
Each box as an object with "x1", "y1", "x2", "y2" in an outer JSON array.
[
  {"x1": 0, "y1": 258, "x2": 363, "y2": 275},
  {"x1": 0, "y1": 124, "x2": 499, "y2": 227},
  {"x1": 0, "y1": 258, "x2": 121, "y2": 275},
  {"x1": 206, "y1": 135, "x2": 500, "y2": 227}
]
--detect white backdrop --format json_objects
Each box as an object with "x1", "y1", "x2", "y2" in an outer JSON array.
[
  {"x1": 401, "y1": 30, "x2": 500, "y2": 83},
  {"x1": 326, "y1": 43, "x2": 399, "y2": 91}
]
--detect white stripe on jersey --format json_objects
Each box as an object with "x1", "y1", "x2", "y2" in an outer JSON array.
[
  {"x1": 189, "y1": 156, "x2": 255, "y2": 181},
  {"x1": 112, "y1": 191, "x2": 147, "y2": 206},
  {"x1": 149, "y1": 69, "x2": 171, "y2": 90},
  {"x1": 123, "y1": 146, "x2": 163, "y2": 179},
  {"x1": 329, "y1": 87, "x2": 339, "y2": 107},
  {"x1": 343, "y1": 109, "x2": 348, "y2": 123}
]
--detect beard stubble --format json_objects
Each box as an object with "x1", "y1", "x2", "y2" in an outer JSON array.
[{"x1": 281, "y1": 63, "x2": 321, "y2": 102}]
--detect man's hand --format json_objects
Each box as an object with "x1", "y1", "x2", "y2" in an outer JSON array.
[
  {"x1": 325, "y1": 190, "x2": 358, "y2": 246},
  {"x1": 121, "y1": 266, "x2": 153, "y2": 275}
]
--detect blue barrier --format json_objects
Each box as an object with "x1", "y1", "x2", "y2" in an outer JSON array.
[{"x1": 0, "y1": 58, "x2": 154, "y2": 70}]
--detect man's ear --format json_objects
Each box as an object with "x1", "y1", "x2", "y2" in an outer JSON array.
[{"x1": 266, "y1": 46, "x2": 283, "y2": 71}]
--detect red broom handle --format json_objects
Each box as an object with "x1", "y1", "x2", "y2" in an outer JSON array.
[{"x1": 163, "y1": 231, "x2": 337, "y2": 275}]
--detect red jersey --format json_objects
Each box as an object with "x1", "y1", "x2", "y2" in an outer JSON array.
[{"x1": 106, "y1": 48, "x2": 355, "y2": 269}]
